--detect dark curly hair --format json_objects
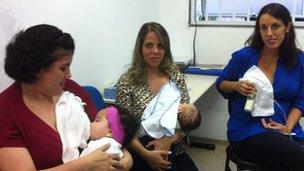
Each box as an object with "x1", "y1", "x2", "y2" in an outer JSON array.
[
  {"x1": 5, "y1": 24, "x2": 75, "y2": 83},
  {"x1": 245, "y1": 3, "x2": 300, "y2": 68},
  {"x1": 115, "y1": 105, "x2": 139, "y2": 147}
]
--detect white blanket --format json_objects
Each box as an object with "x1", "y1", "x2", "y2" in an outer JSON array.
[
  {"x1": 56, "y1": 91, "x2": 90, "y2": 163},
  {"x1": 141, "y1": 82, "x2": 181, "y2": 139},
  {"x1": 80, "y1": 137, "x2": 123, "y2": 158}
]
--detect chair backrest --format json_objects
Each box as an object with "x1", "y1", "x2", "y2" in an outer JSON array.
[{"x1": 83, "y1": 85, "x2": 106, "y2": 111}]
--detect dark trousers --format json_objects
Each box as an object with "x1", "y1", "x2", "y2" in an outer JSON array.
[
  {"x1": 130, "y1": 136, "x2": 198, "y2": 171},
  {"x1": 230, "y1": 132, "x2": 304, "y2": 171}
]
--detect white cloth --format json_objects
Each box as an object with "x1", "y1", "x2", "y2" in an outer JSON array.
[
  {"x1": 240, "y1": 65, "x2": 274, "y2": 117},
  {"x1": 141, "y1": 82, "x2": 181, "y2": 139},
  {"x1": 80, "y1": 137, "x2": 123, "y2": 158},
  {"x1": 56, "y1": 91, "x2": 91, "y2": 163}
]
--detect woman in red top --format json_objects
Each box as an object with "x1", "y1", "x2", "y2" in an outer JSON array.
[{"x1": 0, "y1": 24, "x2": 132, "y2": 171}]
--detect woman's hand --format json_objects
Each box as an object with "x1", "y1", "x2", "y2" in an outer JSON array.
[
  {"x1": 261, "y1": 118, "x2": 289, "y2": 134},
  {"x1": 130, "y1": 138, "x2": 171, "y2": 171},
  {"x1": 84, "y1": 144, "x2": 121, "y2": 171},
  {"x1": 146, "y1": 136, "x2": 173, "y2": 152},
  {"x1": 115, "y1": 148, "x2": 132, "y2": 171},
  {"x1": 235, "y1": 80, "x2": 256, "y2": 96},
  {"x1": 146, "y1": 136, "x2": 174, "y2": 166},
  {"x1": 144, "y1": 150, "x2": 172, "y2": 171}
]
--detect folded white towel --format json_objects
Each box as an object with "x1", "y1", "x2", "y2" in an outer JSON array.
[
  {"x1": 56, "y1": 91, "x2": 90, "y2": 163},
  {"x1": 240, "y1": 65, "x2": 274, "y2": 117}
]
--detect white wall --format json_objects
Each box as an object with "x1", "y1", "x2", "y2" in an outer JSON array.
[
  {"x1": 0, "y1": 0, "x2": 160, "y2": 92},
  {"x1": 0, "y1": 2, "x2": 20, "y2": 91},
  {"x1": 159, "y1": 0, "x2": 194, "y2": 61},
  {"x1": 160, "y1": 0, "x2": 304, "y2": 140},
  {"x1": 2, "y1": 0, "x2": 303, "y2": 141}
]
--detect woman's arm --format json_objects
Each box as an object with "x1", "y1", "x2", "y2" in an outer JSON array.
[
  {"x1": 262, "y1": 108, "x2": 302, "y2": 134},
  {"x1": 0, "y1": 148, "x2": 37, "y2": 171},
  {"x1": 177, "y1": 74, "x2": 190, "y2": 104},
  {"x1": 146, "y1": 133, "x2": 183, "y2": 151},
  {"x1": 115, "y1": 74, "x2": 133, "y2": 112},
  {"x1": 286, "y1": 108, "x2": 302, "y2": 133},
  {"x1": 0, "y1": 147, "x2": 89, "y2": 171},
  {"x1": 218, "y1": 80, "x2": 238, "y2": 93},
  {"x1": 116, "y1": 148, "x2": 132, "y2": 171},
  {"x1": 219, "y1": 80, "x2": 255, "y2": 96},
  {"x1": 0, "y1": 145, "x2": 119, "y2": 171}
]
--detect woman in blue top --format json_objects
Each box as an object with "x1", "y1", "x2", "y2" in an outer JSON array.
[{"x1": 216, "y1": 3, "x2": 304, "y2": 169}]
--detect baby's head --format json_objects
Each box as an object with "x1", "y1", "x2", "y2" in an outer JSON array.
[
  {"x1": 90, "y1": 106, "x2": 138, "y2": 147},
  {"x1": 178, "y1": 104, "x2": 201, "y2": 132}
]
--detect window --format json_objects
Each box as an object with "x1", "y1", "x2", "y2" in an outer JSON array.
[{"x1": 189, "y1": 0, "x2": 304, "y2": 27}]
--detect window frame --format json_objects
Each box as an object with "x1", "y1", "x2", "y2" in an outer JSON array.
[{"x1": 189, "y1": 0, "x2": 304, "y2": 27}]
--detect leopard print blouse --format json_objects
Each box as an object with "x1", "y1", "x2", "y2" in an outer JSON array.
[{"x1": 115, "y1": 71, "x2": 190, "y2": 154}]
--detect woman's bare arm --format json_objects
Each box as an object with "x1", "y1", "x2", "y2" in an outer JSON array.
[{"x1": 0, "y1": 144, "x2": 119, "y2": 171}]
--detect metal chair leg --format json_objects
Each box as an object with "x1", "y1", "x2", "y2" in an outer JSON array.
[{"x1": 225, "y1": 153, "x2": 231, "y2": 171}]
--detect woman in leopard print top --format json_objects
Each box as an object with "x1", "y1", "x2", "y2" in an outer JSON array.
[{"x1": 116, "y1": 22, "x2": 198, "y2": 171}]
